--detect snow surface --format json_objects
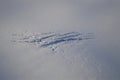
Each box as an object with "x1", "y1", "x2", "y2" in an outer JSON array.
[
  {"x1": 2, "y1": 31, "x2": 117, "y2": 80},
  {"x1": 0, "y1": 0, "x2": 120, "y2": 80},
  {"x1": 12, "y1": 32, "x2": 93, "y2": 50}
]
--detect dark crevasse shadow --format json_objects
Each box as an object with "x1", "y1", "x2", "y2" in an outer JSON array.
[{"x1": 12, "y1": 32, "x2": 94, "y2": 50}]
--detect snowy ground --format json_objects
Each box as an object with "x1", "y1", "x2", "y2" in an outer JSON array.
[{"x1": 0, "y1": 0, "x2": 120, "y2": 80}]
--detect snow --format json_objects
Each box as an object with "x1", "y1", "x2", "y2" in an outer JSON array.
[{"x1": 0, "y1": 0, "x2": 120, "y2": 80}]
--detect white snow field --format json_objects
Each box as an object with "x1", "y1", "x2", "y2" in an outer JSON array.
[{"x1": 0, "y1": 0, "x2": 120, "y2": 80}]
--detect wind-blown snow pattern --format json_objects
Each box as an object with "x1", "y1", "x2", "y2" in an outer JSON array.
[{"x1": 12, "y1": 32, "x2": 94, "y2": 50}]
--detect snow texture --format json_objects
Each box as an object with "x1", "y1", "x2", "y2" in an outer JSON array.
[{"x1": 12, "y1": 32, "x2": 94, "y2": 50}]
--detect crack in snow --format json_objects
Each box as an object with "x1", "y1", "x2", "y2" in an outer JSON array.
[{"x1": 12, "y1": 32, "x2": 94, "y2": 50}]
